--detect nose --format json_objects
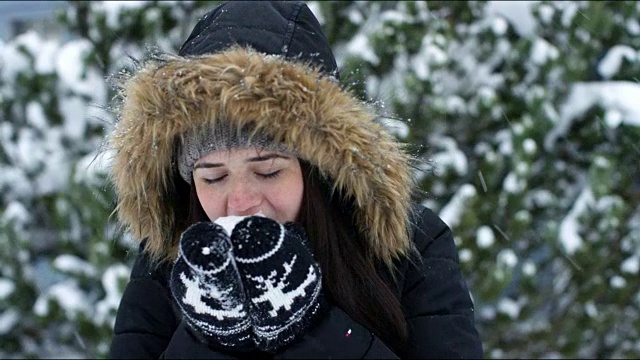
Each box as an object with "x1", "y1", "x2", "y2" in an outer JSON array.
[{"x1": 227, "y1": 179, "x2": 262, "y2": 216}]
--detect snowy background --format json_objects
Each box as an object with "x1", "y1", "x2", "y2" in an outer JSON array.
[{"x1": 1, "y1": 1, "x2": 639, "y2": 358}]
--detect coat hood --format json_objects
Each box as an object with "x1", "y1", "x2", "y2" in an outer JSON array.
[
  {"x1": 109, "y1": 47, "x2": 414, "y2": 266},
  {"x1": 108, "y1": 2, "x2": 414, "y2": 267},
  {"x1": 178, "y1": 1, "x2": 338, "y2": 79}
]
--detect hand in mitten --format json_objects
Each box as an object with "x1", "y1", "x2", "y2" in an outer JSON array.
[
  {"x1": 230, "y1": 216, "x2": 325, "y2": 352},
  {"x1": 170, "y1": 222, "x2": 252, "y2": 349}
]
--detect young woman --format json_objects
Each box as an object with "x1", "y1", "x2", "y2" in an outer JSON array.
[{"x1": 108, "y1": 1, "x2": 483, "y2": 358}]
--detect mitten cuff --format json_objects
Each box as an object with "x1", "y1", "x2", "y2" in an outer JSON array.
[{"x1": 181, "y1": 312, "x2": 253, "y2": 350}]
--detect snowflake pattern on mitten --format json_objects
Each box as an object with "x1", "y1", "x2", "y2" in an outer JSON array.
[
  {"x1": 170, "y1": 222, "x2": 252, "y2": 348},
  {"x1": 230, "y1": 216, "x2": 325, "y2": 351}
]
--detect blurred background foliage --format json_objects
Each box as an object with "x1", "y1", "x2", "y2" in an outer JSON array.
[{"x1": 0, "y1": 1, "x2": 639, "y2": 358}]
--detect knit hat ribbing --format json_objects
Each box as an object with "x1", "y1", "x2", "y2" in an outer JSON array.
[{"x1": 177, "y1": 125, "x2": 296, "y2": 183}]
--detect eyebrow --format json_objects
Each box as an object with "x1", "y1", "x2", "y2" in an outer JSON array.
[{"x1": 193, "y1": 153, "x2": 291, "y2": 169}]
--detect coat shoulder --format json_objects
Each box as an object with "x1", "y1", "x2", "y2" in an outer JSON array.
[{"x1": 408, "y1": 204, "x2": 454, "y2": 257}]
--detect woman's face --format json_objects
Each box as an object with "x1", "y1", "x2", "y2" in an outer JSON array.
[{"x1": 192, "y1": 147, "x2": 304, "y2": 223}]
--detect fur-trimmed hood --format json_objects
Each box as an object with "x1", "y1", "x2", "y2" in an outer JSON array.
[{"x1": 109, "y1": 47, "x2": 414, "y2": 266}]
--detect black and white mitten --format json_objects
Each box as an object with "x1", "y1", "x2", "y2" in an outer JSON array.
[
  {"x1": 230, "y1": 216, "x2": 325, "y2": 351},
  {"x1": 170, "y1": 222, "x2": 252, "y2": 349}
]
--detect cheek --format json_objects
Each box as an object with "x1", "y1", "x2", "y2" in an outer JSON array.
[
  {"x1": 269, "y1": 174, "x2": 304, "y2": 222},
  {"x1": 195, "y1": 185, "x2": 224, "y2": 221}
]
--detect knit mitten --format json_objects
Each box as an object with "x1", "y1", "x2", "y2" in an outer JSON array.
[
  {"x1": 170, "y1": 222, "x2": 252, "y2": 349},
  {"x1": 230, "y1": 216, "x2": 325, "y2": 351}
]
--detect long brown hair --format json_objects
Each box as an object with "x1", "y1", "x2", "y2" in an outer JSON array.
[{"x1": 184, "y1": 160, "x2": 408, "y2": 354}]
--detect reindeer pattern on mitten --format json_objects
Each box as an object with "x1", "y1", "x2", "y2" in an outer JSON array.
[
  {"x1": 170, "y1": 222, "x2": 253, "y2": 347},
  {"x1": 230, "y1": 216, "x2": 325, "y2": 349},
  {"x1": 239, "y1": 254, "x2": 320, "y2": 317},
  {"x1": 176, "y1": 258, "x2": 247, "y2": 321}
]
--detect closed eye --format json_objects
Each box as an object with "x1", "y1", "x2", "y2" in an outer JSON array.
[
  {"x1": 203, "y1": 174, "x2": 227, "y2": 184},
  {"x1": 257, "y1": 170, "x2": 281, "y2": 179}
]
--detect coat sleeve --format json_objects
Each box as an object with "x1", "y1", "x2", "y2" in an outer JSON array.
[
  {"x1": 109, "y1": 246, "x2": 179, "y2": 359},
  {"x1": 401, "y1": 206, "x2": 484, "y2": 359},
  {"x1": 109, "y1": 243, "x2": 239, "y2": 359}
]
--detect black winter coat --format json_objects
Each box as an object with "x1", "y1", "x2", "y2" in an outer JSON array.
[{"x1": 110, "y1": 206, "x2": 483, "y2": 359}]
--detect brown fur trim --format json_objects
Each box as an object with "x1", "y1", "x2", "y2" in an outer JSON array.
[{"x1": 109, "y1": 47, "x2": 414, "y2": 267}]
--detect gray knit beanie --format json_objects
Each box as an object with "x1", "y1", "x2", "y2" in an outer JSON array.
[{"x1": 177, "y1": 125, "x2": 295, "y2": 183}]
